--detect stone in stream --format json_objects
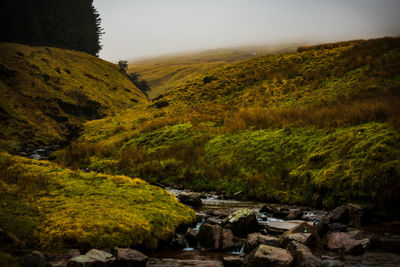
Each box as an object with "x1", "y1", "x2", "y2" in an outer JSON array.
[
  {"x1": 286, "y1": 209, "x2": 304, "y2": 220},
  {"x1": 266, "y1": 220, "x2": 312, "y2": 234},
  {"x1": 220, "y1": 228, "x2": 235, "y2": 250},
  {"x1": 222, "y1": 256, "x2": 244, "y2": 267},
  {"x1": 67, "y1": 249, "x2": 115, "y2": 267},
  {"x1": 244, "y1": 244, "x2": 293, "y2": 267},
  {"x1": 282, "y1": 221, "x2": 321, "y2": 247},
  {"x1": 177, "y1": 192, "x2": 203, "y2": 209},
  {"x1": 185, "y1": 228, "x2": 199, "y2": 247},
  {"x1": 323, "y1": 232, "x2": 370, "y2": 254},
  {"x1": 198, "y1": 223, "x2": 235, "y2": 251},
  {"x1": 170, "y1": 234, "x2": 188, "y2": 249},
  {"x1": 330, "y1": 206, "x2": 350, "y2": 224},
  {"x1": 48, "y1": 249, "x2": 81, "y2": 267},
  {"x1": 281, "y1": 233, "x2": 315, "y2": 247},
  {"x1": 244, "y1": 233, "x2": 281, "y2": 253},
  {"x1": 259, "y1": 204, "x2": 291, "y2": 219},
  {"x1": 114, "y1": 248, "x2": 148, "y2": 267},
  {"x1": 286, "y1": 241, "x2": 322, "y2": 267},
  {"x1": 224, "y1": 208, "x2": 259, "y2": 237}
]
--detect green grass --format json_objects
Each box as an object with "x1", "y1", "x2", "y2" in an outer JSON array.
[
  {"x1": 0, "y1": 152, "x2": 195, "y2": 251},
  {"x1": 0, "y1": 42, "x2": 148, "y2": 152}
]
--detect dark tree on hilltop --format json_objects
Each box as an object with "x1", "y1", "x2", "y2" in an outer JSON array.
[{"x1": 0, "y1": 0, "x2": 103, "y2": 56}]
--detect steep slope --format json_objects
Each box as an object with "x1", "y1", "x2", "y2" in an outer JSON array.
[
  {"x1": 59, "y1": 37, "x2": 400, "y2": 210},
  {"x1": 0, "y1": 42, "x2": 148, "y2": 152},
  {"x1": 128, "y1": 44, "x2": 298, "y2": 98}
]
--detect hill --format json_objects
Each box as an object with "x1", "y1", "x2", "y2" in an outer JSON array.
[
  {"x1": 59, "y1": 37, "x2": 400, "y2": 211},
  {"x1": 127, "y1": 44, "x2": 299, "y2": 98},
  {"x1": 0, "y1": 42, "x2": 148, "y2": 153}
]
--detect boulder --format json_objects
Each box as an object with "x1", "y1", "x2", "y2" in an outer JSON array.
[
  {"x1": 207, "y1": 217, "x2": 223, "y2": 225},
  {"x1": 287, "y1": 241, "x2": 321, "y2": 267},
  {"x1": 260, "y1": 205, "x2": 290, "y2": 219},
  {"x1": 222, "y1": 256, "x2": 244, "y2": 267},
  {"x1": 220, "y1": 229, "x2": 235, "y2": 250},
  {"x1": 114, "y1": 248, "x2": 148, "y2": 267},
  {"x1": 347, "y1": 204, "x2": 368, "y2": 227},
  {"x1": 282, "y1": 222, "x2": 321, "y2": 247},
  {"x1": 23, "y1": 251, "x2": 46, "y2": 267},
  {"x1": 177, "y1": 193, "x2": 203, "y2": 209},
  {"x1": 244, "y1": 244, "x2": 293, "y2": 267},
  {"x1": 267, "y1": 220, "x2": 311, "y2": 235},
  {"x1": 324, "y1": 232, "x2": 370, "y2": 254},
  {"x1": 330, "y1": 206, "x2": 349, "y2": 224},
  {"x1": 286, "y1": 209, "x2": 303, "y2": 220},
  {"x1": 67, "y1": 249, "x2": 115, "y2": 267},
  {"x1": 225, "y1": 208, "x2": 259, "y2": 237},
  {"x1": 244, "y1": 233, "x2": 280, "y2": 253},
  {"x1": 199, "y1": 223, "x2": 221, "y2": 250},
  {"x1": 281, "y1": 233, "x2": 315, "y2": 247}
]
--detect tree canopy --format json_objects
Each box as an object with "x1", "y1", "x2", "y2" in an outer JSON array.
[{"x1": 0, "y1": 0, "x2": 103, "y2": 56}]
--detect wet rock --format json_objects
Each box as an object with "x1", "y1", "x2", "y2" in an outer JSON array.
[
  {"x1": 114, "y1": 248, "x2": 148, "y2": 267},
  {"x1": 23, "y1": 251, "x2": 46, "y2": 267},
  {"x1": 281, "y1": 233, "x2": 315, "y2": 247},
  {"x1": 171, "y1": 234, "x2": 188, "y2": 250},
  {"x1": 185, "y1": 228, "x2": 199, "y2": 247},
  {"x1": 225, "y1": 208, "x2": 259, "y2": 237},
  {"x1": 330, "y1": 206, "x2": 349, "y2": 224},
  {"x1": 222, "y1": 256, "x2": 244, "y2": 267},
  {"x1": 260, "y1": 204, "x2": 290, "y2": 219},
  {"x1": 67, "y1": 249, "x2": 115, "y2": 267},
  {"x1": 266, "y1": 220, "x2": 310, "y2": 234},
  {"x1": 327, "y1": 223, "x2": 347, "y2": 232},
  {"x1": 49, "y1": 249, "x2": 80, "y2": 267},
  {"x1": 199, "y1": 223, "x2": 221, "y2": 250},
  {"x1": 317, "y1": 214, "x2": 333, "y2": 237},
  {"x1": 207, "y1": 217, "x2": 223, "y2": 225},
  {"x1": 177, "y1": 193, "x2": 203, "y2": 209},
  {"x1": 323, "y1": 232, "x2": 370, "y2": 254},
  {"x1": 286, "y1": 209, "x2": 303, "y2": 220},
  {"x1": 221, "y1": 229, "x2": 235, "y2": 250},
  {"x1": 287, "y1": 241, "x2": 321, "y2": 267},
  {"x1": 244, "y1": 244, "x2": 293, "y2": 267},
  {"x1": 244, "y1": 233, "x2": 280, "y2": 253},
  {"x1": 147, "y1": 258, "x2": 223, "y2": 267}
]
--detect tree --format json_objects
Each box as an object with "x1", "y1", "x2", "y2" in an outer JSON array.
[{"x1": 118, "y1": 60, "x2": 128, "y2": 72}]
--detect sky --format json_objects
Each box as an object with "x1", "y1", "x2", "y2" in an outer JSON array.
[{"x1": 93, "y1": 0, "x2": 400, "y2": 62}]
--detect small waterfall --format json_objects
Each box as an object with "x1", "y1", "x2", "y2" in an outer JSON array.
[
  {"x1": 182, "y1": 236, "x2": 194, "y2": 251},
  {"x1": 231, "y1": 244, "x2": 245, "y2": 255},
  {"x1": 193, "y1": 217, "x2": 205, "y2": 231}
]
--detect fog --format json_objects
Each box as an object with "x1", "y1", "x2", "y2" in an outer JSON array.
[{"x1": 93, "y1": 0, "x2": 400, "y2": 62}]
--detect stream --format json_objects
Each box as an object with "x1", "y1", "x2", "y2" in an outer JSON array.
[{"x1": 146, "y1": 188, "x2": 400, "y2": 267}]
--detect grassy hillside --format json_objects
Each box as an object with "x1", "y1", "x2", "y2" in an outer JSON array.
[
  {"x1": 0, "y1": 152, "x2": 195, "y2": 251},
  {"x1": 0, "y1": 42, "x2": 148, "y2": 152},
  {"x1": 128, "y1": 44, "x2": 299, "y2": 98},
  {"x1": 58, "y1": 37, "x2": 400, "y2": 211}
]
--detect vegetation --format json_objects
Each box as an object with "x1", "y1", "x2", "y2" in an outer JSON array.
[
  {"x1": 58, "y1": 37, "x2": 400, "y2": 210},
  {"x1": 128, "y1": 44, "x2": 299, "y2": 98},
  {"x1": 0, "y1": 0, "x2": 103, "y2": 56},
  {"x1": 0, "y1": 152, "x2": 195, "y2": 251},
  {"x1": 0, "y1": 42, "x2": 148, "y2": 152}
]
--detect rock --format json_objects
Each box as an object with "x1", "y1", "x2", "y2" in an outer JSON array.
[
  {"x1": 330, "y1": 206, "x2": 349, "y2": 224},
  {"x1": 221, "y1": 229, "x2": 235, "y2": 250},
  {"x1": 23, "y1": 251, "x2": 46, "y2": 267},
  {"x1": 347, "y1": 204, "x2": 368, "y2": 227},
  {"x1": 207, "y1": 217, "x2": 223, "y2": 225},
  {"x1": 114, "y1": 248, "x2": 148, "y2": 267},
  {"x1": 317, "y1": 214, "x2": 333, "y2": 237},
  {"x1": 244, "y1": 233, "x2": 280, "y2": 253},
  {"x1": 266, "y1": 220, "x2": 310, "y2": 234},
  {"x1": 177, "y1": 193, "x2": 203, "y2": 209},
  {"x1": 185, "y1": 228, "x2": 199, "y2": 247},
  {"x1": 327, "y1": 223, "x2": 347, "y2": 232},
  {"x1": 49, "y1": 249, "x2": 81, "y2": 267},
  {"x1": 147, "y1": 258, "x2": 223, "y2": 267},
  {"x1": 244, "y1": 244, "x2": 293, "y2": 267},
  {"x1": 199, "y1": 223, "x2": 221, "y2": 250},
  {"x1": 222, "y1": 256, "x2": 244, "y2": 267},
  {"x1": 171, "y1": 234, "x2": 188, "y2": 249},
  {"x1": 260, "y1": 205, "x2": 290, "y2": 219},
  {"x1": 67, "y1": 249, "x2": 115, "y2": 267},
  {"x1": 320, "y1": 259, "x2": 345, "y2": 266},
  {"x1": 281, "y1": 233, "x2": 315, "y2": 247},
  {"x1": 287, "y1": 241, "x2": 321, "y2": 267},
  {"x1": 286, "y1": 209, "x2": 303, "y2": 220},
  {"x1": 324, "y1": 232, "x2": 370, "y2": 254},
  {"x1": 225, "y1": 208, "x2": 259, "y2": 237}
]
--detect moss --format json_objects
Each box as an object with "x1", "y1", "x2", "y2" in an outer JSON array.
[{"x1": 0, "y1": 153, "x2": 195, "y2": 250}]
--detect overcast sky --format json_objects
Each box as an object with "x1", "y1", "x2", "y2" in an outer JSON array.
[{"x1": 93, "y1": 0, "x2": 400, "y2": 62}]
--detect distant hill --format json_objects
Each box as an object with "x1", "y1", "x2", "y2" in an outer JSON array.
[
  {"x1": 61, "y1": 37, "x2": 400, "y2": 210},
  {"x1": 128, "y1": 44, "x2": 299, "y2": 98},
  {"x1": 0, "y1": 42, "x2": 148, "y2": 152}
]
